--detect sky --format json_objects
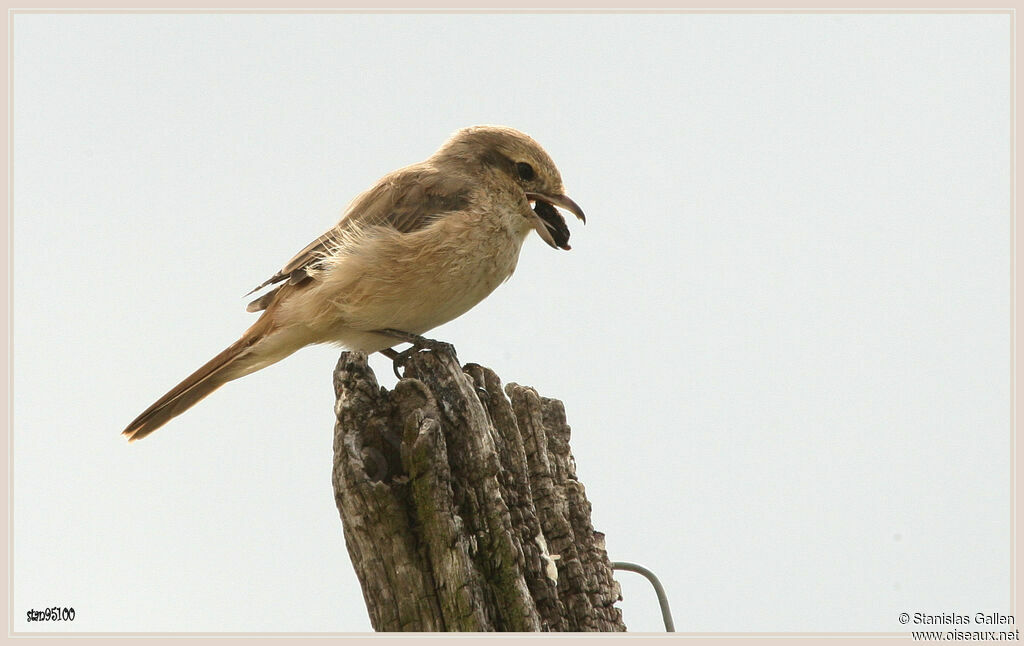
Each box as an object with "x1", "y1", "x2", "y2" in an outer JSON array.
[{"x1": 11, "y1": 11, "x2": 1012, "y2": 633}]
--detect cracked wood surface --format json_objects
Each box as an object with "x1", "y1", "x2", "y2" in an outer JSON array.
[{"x1": 331, "y1": 350, "x2": 625, "y2": 632}]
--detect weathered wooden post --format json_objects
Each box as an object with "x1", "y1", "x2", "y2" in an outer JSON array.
[{"x1": 331, "y1": 349, "x2": 625, "y2": 632}]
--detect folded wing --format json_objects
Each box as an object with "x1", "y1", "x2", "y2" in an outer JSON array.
[{"x1": 245, "y1": 165, "x2": 472, "y2": 313}]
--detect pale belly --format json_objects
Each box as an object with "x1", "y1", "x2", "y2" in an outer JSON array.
[{"x1": 279, "y1": 217, "x2": 528, "y2": 352}]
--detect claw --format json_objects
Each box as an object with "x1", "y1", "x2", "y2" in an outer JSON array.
[
  {"x1": 374, "y1": 329, "x2": 458, "y2": 379},
  {"x1": 391, "y1": 349, "x2": 411, "y2": 379}
]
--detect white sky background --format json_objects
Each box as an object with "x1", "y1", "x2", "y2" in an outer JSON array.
[{"x1": 11, "y1": 12, "x2": 1011, "y2": 633}]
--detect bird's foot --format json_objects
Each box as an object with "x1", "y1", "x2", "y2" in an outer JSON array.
[{"x1": 375, "y1": 329, "x2": 457, "y2": 379}]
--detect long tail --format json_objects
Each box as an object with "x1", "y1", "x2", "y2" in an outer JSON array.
[{"x1": 122, "y1": 319, "x2": 298, "y2": 442}]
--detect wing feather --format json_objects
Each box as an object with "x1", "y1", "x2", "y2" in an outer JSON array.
[{"x1": 245, "y1": 164, "x2": 472, "y2": 312}]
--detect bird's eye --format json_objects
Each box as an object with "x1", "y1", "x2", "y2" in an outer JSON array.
[{"x1": 516, "y1": 162, "x2": 535, "y2": 181}]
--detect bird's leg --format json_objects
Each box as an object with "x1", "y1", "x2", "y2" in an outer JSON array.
[
  {"x1": 376, "y1": 329, "x2": 457, "y2": 356},
  {"x1": 377, "y1": 347, "x2": 403, "y2": 377},
  {"x1": 374, "y1": 329, "x2": 457, "y2": 379}
]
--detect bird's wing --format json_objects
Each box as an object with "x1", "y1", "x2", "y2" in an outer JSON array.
[{"x1": 245, "y1": 166, "x2": 472, "y2": 312}]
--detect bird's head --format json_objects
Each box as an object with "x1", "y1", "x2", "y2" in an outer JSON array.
[{"x1": 436, "y1": 125, "x2": 586, "y2": 250}]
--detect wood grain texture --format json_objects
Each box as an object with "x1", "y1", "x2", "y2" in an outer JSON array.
[{"x1": 331, "y1": 350, "x2": 625, "y2": 632}]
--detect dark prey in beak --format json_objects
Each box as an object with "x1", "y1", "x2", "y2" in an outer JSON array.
[
  {"x1": 533, "y1": 200, "x2": 572, "y2": 250},
  {"x1": 525, "y1": 191, "x2": 586, "y2": 251}
]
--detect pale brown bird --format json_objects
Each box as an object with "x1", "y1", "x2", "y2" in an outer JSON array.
[{"x1": 122, "y1": 125, "x2": 585, "y2": 441}]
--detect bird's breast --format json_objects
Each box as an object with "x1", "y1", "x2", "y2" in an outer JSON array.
[
  {"x1": 408, "y1": 210, "x2": 525, "y2": 325},
  {"x1": 286, "y1": 207, "x2": 529, "y2": 343}
]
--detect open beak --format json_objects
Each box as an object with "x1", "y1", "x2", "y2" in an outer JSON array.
[{"x1": 525, "y1": 192, "x2": 587, "y2": 251}]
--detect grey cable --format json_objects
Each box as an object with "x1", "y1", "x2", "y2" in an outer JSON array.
[{"x1": 611, "y1": 561, "x2": 675, "y2": 632}]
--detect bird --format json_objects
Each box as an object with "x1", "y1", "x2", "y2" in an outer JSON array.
[{"x1": 122, "y1": 125, "x2": 586, "y2": 441}]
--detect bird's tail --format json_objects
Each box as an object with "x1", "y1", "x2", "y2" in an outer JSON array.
[{"x1": 122, "y1": 319, "x2": 299, "y2": 442}]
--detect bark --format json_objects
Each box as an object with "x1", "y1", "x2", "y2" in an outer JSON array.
[{"x1": 331, "y1": 349, "x2": 625, "y2": 632}]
